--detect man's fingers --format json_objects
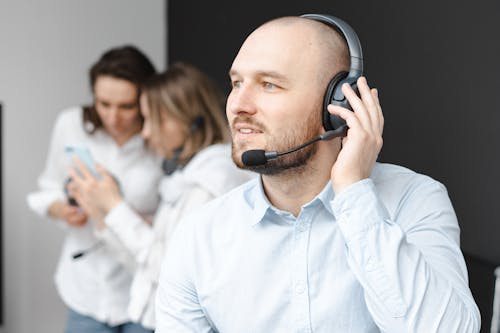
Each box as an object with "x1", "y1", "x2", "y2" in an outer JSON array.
[
  {"x1": 357, "y1": 77, "x2": 376, "y2": 109},
  {"x1": 357, "y1": 77, "x2": 380, "y2": 129},
  {"x1": 327, "y1": 104, "x2": 363, "y2": 133},
  {"x1": 341, "y1": 82, "x2": 371, "y2": 129},
  {"x1": 340, "y1": 77, "x2": 385, "y2": 138},
  {"x1": 371, "y1": 88, "x2": 384, "y2": 133}
]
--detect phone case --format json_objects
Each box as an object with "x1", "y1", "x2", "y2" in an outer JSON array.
[{"x1": 64, "y1": 145, "x2": 100, "y2": 178}]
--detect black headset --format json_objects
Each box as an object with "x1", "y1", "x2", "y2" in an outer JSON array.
[{"x1": 300, "y1": 14, "x2": 364, "y2": 132}]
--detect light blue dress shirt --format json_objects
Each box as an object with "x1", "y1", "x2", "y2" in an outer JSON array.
[{"x1": 156, "y1": 163, "x2": 480, "y2": 332}]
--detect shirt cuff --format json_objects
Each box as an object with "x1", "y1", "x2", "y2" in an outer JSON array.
[
  {"x1": 331, "y1": 179, "x2": 390, "y2": 241},
  {"x1": 94, "y1": 225, "x2": 114, "y2": 241},
  {"x1": 104, "y1": 200, "x2": 135, "y2": 230},
  {"x1": 27, "y1": 190, "x2": 66, "y2": 217}
]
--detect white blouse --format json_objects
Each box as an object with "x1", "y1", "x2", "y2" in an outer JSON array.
[{"x1": 27, "y1": 106, "x2": 162, "y2": 325}]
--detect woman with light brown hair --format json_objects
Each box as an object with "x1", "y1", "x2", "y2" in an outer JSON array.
[
  {"x1": 141, "y1": 62, "x2": 231, "y2": 174},
  {"x1": 68, "y1": 62, "x2": 254, "y2": 330}
]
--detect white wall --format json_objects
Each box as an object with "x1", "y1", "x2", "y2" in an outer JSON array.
[{"x1": 0, "y1": 1, "x2": 166, "y2": 332}]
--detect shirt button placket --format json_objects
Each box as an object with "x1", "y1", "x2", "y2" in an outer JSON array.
[
  {"x1": 295, "y1": 280, "x2": 306, "y2": 294},
  {"x1": 292, "y1": 215, "x2": 312, "y2": 333}
]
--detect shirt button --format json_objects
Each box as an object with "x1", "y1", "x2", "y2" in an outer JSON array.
[
  {"x1": 295, "y1": 281, "x2": 306, "y2": 294},
  {"x1": 298, "y1": 223, "x2": 308, "y2": 232},
  {"x1": 366, "y1": 257, "x2": 376, "y2": 271}
]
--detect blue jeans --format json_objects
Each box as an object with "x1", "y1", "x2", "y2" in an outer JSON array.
[{"x1": 65, "y1": 308, "x2": 153, "y2": 333}]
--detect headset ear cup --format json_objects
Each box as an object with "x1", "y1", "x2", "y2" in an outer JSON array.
[
  {"x1": 323, "y1": 71, "x2": 348, "y2": 131},
  {"x1": 189, "y1": 116, "x2": 204, "y2": 133}
]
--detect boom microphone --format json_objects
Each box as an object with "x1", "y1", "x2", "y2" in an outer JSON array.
[{"x1": 242, "y1": 126, "x2": 347, "y2": 167}]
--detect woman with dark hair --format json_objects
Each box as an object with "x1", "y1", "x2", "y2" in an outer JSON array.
[
  {"x1": 27, "y1": 45, "x2": 162, "y2": 333},
  {"x1": 67, "y1": 62, "x2": 254, "y2": 329}
]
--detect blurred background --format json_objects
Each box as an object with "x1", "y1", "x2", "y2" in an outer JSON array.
[
  {"x1": 1, "y1": 0, "x2": 499, "y2": 332},
  {"x1": 0, "y1": 1, "x2": 165, "y2": 332}
]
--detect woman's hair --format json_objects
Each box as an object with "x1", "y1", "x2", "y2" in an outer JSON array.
[
  {"x1": 83, "y1": 45, "x2": 156, "y2": 133},
  {"x1": 142, "y1": 62, "x2": 230, "y2": 164}
]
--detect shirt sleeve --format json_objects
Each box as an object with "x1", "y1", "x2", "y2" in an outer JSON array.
[
  {"x1": 104, "y1": 201, "x2": 154, "y2": 265},
  {"x1": 26, "y1": 112, "x2": 70, "y2": 221},
  {"x1": 155, "y1": 212, "x2": 216, "y2": 333},
  {"x1": 331, "y1": 178, "x2": 481, "y2": 332},
  {"x1": 93, "y1": 226, "x2": 137, "y2": 272}
]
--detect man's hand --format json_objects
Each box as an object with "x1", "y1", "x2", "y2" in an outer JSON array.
[
  {"x1": 48, "y1": 200, "x2": 88, "y2": 227},
  {"x1": 327, "y1": 76, "x2": 384, "y2": 194}
]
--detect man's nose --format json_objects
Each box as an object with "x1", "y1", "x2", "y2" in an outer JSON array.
[{"x1": 227, "y1": 84, "x2": 257, "y2": 116}]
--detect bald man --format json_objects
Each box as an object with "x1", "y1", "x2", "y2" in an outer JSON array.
[{"x1": 155, "y1": 15, "x2": 480, "y2": 332}]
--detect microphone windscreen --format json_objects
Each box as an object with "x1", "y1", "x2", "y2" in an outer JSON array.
[{"x1": 242, "y1": 150, "x2": 267, "y2": 166}]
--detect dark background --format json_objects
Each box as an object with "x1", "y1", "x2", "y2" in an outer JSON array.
[{"x1": 168, "y1": 1, "x2": 500, "y2": 330}]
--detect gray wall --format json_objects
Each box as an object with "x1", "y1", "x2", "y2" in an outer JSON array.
[{"x1": 0, "y1": 1, "x2": 166, "y2": 332}]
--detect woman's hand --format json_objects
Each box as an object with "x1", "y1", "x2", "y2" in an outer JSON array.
[
  {"x1": 48, "y1": 200, "x2": 88, "y2": 227},
  {"x1": 68, "y1": 158, "x2": 123, "y2": 229}
]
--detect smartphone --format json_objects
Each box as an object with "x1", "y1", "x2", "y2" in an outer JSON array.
[{"x1": 64, "y1": 145, "x2": 100, "y2": 178}]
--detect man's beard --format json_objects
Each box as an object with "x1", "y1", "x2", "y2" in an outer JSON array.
[{"x1": 231, "y1": 110, "x2": 321, "y2": 175}]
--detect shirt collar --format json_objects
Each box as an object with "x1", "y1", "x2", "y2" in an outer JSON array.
[
  {"x1": 95, "y1": 129, "x2": 145, "y2": 153},
  {"x1": 314, "y1": 181, "x2": 335, "y2": 217},
  {"x1": 244, "y1": 176, "x2": 271, "y2": 226},
  {"x1": 118, "y1": 134, "x2": 145, "y2": 153},
  {"x1": 244, "y1": 177, "x2": 336, "y2": 226}
]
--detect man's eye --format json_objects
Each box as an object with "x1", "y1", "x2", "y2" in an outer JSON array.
[{"x1": 263, "y1": 82, "x2": 276, "y2": 89}]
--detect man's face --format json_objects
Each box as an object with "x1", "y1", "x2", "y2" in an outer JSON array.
[{"x1": 226, "y1": 22, "x2": 325, "y2": 174}]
